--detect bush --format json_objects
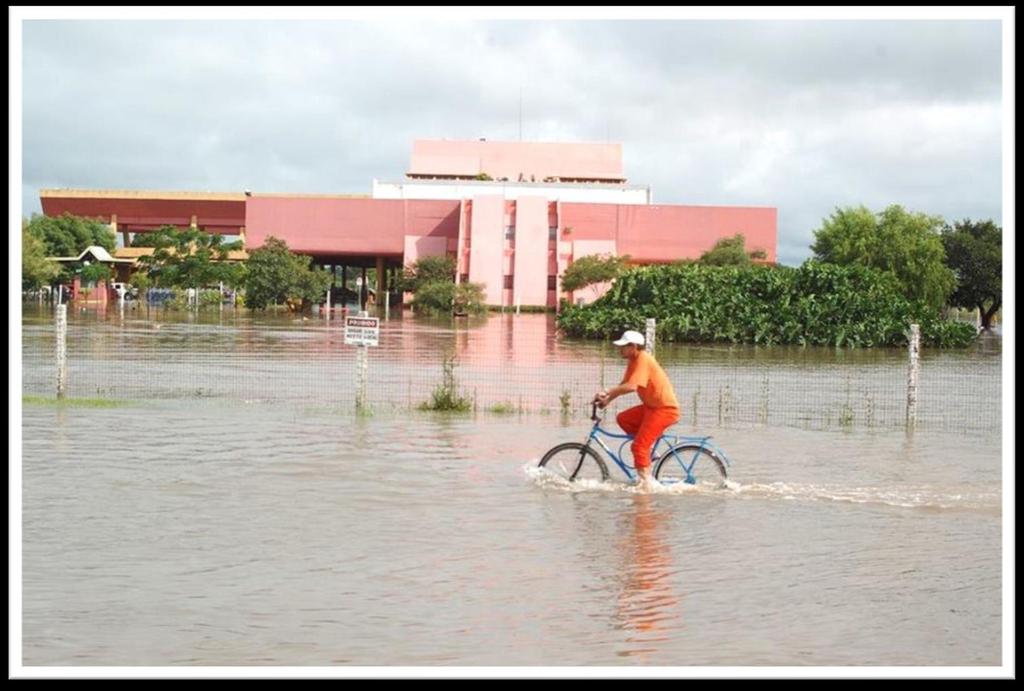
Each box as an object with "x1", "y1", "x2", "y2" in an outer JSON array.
[
  {"x1": 411, "y1": 281, "x2": 455, "y2": 315},
  {"x1": 419, "y1": 353, "x2": 472, "y2": 412},
  {"x1": 557, "y1": 262, "x2": 976, "y2": 348}
]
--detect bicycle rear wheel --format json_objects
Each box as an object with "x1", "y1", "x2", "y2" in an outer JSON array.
[
  {"x1": 654, "y1": 444, "x2": 728, "y2": 487},
  {"x1": 538, "y1": 443, "x2": 609, "y2": 482}
]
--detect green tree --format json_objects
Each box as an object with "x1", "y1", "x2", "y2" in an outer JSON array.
[
  {"x1": 942, "y1": 219, "x2": 1002, "y2": 330},
  {"x1": 401, "y1": 255, "x2": 485, "y2": 315},
  {"x1": 79, "y1": 263, "x2": 113, "y2": 284},
  {"x1": 810, "y1": 204, "x2": 956, "y2": 310},
  {"x1": 453, "y1": 282, "x2": 486, "y2": 315},
  {"x1": 411, "y1": 281, "x2": 456, "y2": 315},
  {"x1": 133, "y1": 225, "x2": 239, "y2": 289},
  {"x1": 22, "y1": 227, "x2": 60, "y2": 290},
  {"x1": 128, "y1": 268, "x2": 153, "y2": 296},
  {"x1": 243, "y1": 236, "x2": 331, "y2": 312},
  {"x1": 400, "y1": 255, "x2": 456, "y2": 292},
  {"x1": 560, "y1": 254, "x2": 630, "y2": 296},
  {"x1": 25, "y1": 212, "x2": 115, "y2": 257},
  {"x1": 218, "y1": 261, "x2": 247, "y2": 291},
  {"x1": 699, "y1": 234, "x2": 768, "y2": 266}
]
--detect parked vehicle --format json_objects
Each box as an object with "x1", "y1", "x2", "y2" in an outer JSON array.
[{"x1": 110, "y1": 282, "x2": 138, "y2": 300}]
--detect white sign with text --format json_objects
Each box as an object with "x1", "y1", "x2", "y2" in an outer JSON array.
[{"x1": 344, "y1": 316, "x2": 380, "y2": 346}]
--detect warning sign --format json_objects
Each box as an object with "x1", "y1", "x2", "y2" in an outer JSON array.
[{"x1": 344, "y1": 316, "x2": 380, "y2": 346}]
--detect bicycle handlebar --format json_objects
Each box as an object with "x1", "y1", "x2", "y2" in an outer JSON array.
[{"x1": 591, "y1": 402, "x2": 602, "y2": 422}]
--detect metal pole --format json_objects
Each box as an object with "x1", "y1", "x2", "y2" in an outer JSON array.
[
  {"x1": 56, "y1": 303, "x2": 68, "y2": 399},
  {"x1": 906, "y1": 323, "x2": 920, "y2": 431},
  {"x1": 645, "y1": 318, "x2": 656, "y2": 358}
]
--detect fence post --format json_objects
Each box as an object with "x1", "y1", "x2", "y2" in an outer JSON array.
[
  {"x1": 645, "y1": 318, "x2": 656, "y2": 357},
  {"x1": 355, "y1": 310, "x2": 369, "y2": 412},
  {"x1": 906, "y1": 323, "x2": 920, "y2": 431},
  {"x1": 56, "y1": 303, "x2": 68, "y2": 399}
]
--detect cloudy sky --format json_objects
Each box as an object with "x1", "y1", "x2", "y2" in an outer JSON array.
[{"x1": 14, "y1": 9, "x2": 1010, "y2": 266}]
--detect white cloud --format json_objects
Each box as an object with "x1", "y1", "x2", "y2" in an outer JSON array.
[{"x1": 17, "y1": 17, "x2": 1006, "y2": 266}]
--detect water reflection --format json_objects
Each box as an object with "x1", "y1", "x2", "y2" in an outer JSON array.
[
  {"x1": 20, "y1": 304, "x2": 1001, "y2": 435},
  {"x1": 614, "y1": 493, "x2": 683, "y2": 660}
]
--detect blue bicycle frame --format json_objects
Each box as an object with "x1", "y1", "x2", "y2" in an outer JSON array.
[{"x1": 585, "y1": 404, "x2": 731, "y2": 485}]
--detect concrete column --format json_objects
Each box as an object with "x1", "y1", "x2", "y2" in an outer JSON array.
[
  {"x1": 110, "y1": 214, "x2": 126, "y2": 247},
  {"x1": 190, "y1": 215, "x2": 198, "y2": 230},
  {"x1": 376, "y1": 256, "x2": 385, "y2": 310}
]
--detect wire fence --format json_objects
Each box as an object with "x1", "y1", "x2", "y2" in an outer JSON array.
[{"x1": 20, "y1": 304, "x2": 1002, "y2": 437}]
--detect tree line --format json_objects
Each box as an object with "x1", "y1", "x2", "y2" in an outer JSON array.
[
  {"x1": 557, "y1": 204, "x2": 1001, "y2": 346},
  {"x1": 22, "y1": 214, "x2": 331, "y2": 312},
  {"x1": 22, "y1": 203, "x2": 1002, "y2": 337}
]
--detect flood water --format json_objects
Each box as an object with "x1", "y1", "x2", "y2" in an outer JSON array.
[{"x1": 18, "y1": 306, "x2": 1005, "y2": 669}]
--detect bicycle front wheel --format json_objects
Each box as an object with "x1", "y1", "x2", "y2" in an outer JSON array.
[
  {"x1": 654, "y1": 444, "x2": 728, "y2": 487},
  {"x1": 539, "y1": 443, "x2": 609, "y2": 482}
]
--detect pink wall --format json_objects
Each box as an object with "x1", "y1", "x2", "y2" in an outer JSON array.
[
  {"x1": 245, "y1": 198, "x2": 459, "y2": 256},
  {"x1": 512, "y1": 196, "x2": 549, "y2": 307},
  {"x1": 571, "y1": 240, "x2": 618, "y2": 305},
  {"x1": 41, "y1": 191, "x2": 778, "y2": 310},
  {"x1": 409, "y1": 139, "x2": 624, "y2": 181},
  {"x1": 40, "y1": 195, "x2": 245, "y2": 235},
  {"x1": 560, "y1": 203, "x2": 777, "y2": 263},
  {"x1": 455, "y1": 200, "x2": 467, "y2": 278},
  {"x1": 403, "y1": 235, "x2": 448, "y2": 268},
  {"x1": 467, "y1": 196, "x2": 505, "y2": 305},
  {"x1": 41, "y1": 196, "x2": 245, "y2": 225}
]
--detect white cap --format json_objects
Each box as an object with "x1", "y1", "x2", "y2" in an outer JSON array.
[{"x1": 613, "y1": 330, "x2": 645, "y2": 347}]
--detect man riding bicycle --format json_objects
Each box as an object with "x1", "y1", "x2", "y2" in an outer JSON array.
[{"x1": 593, "y1": 330, "x2": 680, "y2": 490}]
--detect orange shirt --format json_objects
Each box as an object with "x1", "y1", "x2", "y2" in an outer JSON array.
[{"x1": 622, "y1": 351, "x2": 679, "y2": 409}]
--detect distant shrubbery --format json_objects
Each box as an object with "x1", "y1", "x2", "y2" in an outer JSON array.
[
  {"x1": 557, "y1": 262, "x2": 977, "y2": 348},
  {"x1": 402, "y1": 255, "x2": 486, "y2": 316},
  {"x1": 243, "y1": 237, "x2": 331, "y2": 312}
]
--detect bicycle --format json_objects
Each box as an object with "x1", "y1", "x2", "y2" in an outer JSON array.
[{"x1": 538, "y1": 403, "x2": 732, "y2": 487}]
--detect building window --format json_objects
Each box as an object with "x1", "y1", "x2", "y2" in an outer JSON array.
[
  {"x1": 504, "y1": 225, "x2": 515, "y2": 241},
  {"x1": 548, "y1": 275, "x2": 557, "y2": 290},
  {"x1": 504, "y1": 275, "x2": 514, "y2": 290},
  {"x1": 549, "y1": 226, "x2": 557, "y2": 240}
]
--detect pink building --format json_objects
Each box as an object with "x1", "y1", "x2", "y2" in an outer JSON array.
[{"x1": 40, "y1": 139, "x2": 777, "y2": 308}]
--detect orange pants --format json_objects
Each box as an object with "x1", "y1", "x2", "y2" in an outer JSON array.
[{"x1": 616, "y1": 405, "x2": 681, "y2": 469}]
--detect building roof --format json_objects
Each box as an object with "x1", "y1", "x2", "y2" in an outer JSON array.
[
  {"x1": 50, "y1": 245, "x2": 135, "y2": 264},
  {"x1": 113, "y1": 247, "x2": 249, "y2": 261},
  {"x1": 40, "y1": 189, "x2": 246, "y2": 201},
  {"x1": 408, "y1": 139, "x2": 626, "y2": 183}
]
